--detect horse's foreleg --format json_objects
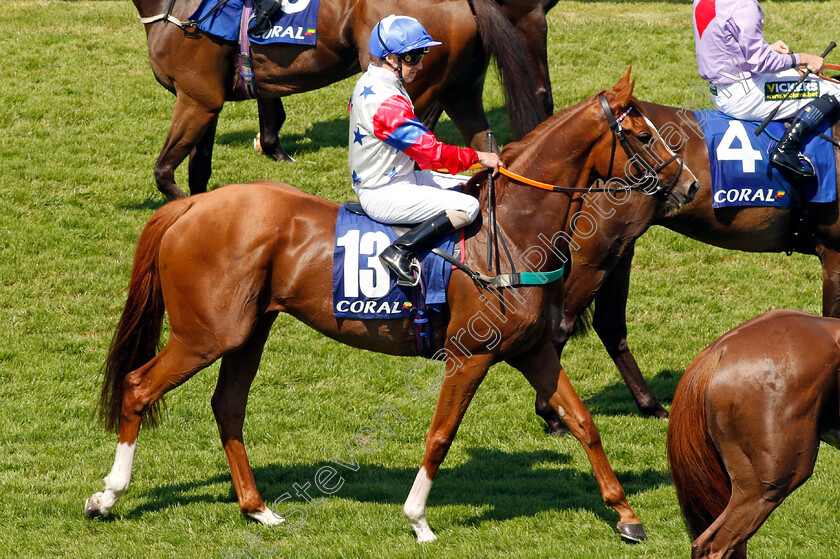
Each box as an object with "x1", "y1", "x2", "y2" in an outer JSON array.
[
  {"x1": 817, "y1": 245, "x2": 840, "y2": 317},
  {"x1": 154, "y1": 95, "x2": 221, "y2": 200},
  {"x1": 592, "y1": 248, "x2": 667, "y2": 418},
  {"x1": 85, "y1": 340, "x2": 216, "y2": 518},
  {"x1": 187, "y1": 115, "x2": 218, "y2": 195},
  {"x1": 509, "y1": 342, "x2": 646, "y2": 542},
  {"x1": 256, "y1": 97, "x2": 294, "y2": 162},
  {"x1": 404, "y1": 353, "x2": 494, "y2": 542},
  {"x1": 212, "y1": 312, "x2": 281, "y2": 525}
]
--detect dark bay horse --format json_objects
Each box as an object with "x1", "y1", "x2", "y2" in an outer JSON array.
[
  {"x1": 535, "y1": 100, "x2": 840, "y2": 434},
  {"x1": 83, "y1": 73, "x2": 697, "y2": 542},
  {"x1": 667, "y1": 309, "x2": 840, "y2": 558},
  {"x1": 132, "y1": 0, "x2": 544, "y2": 200}
]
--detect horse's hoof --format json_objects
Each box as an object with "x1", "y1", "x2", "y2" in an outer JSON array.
[
  {"x1": 247, "y1": 508, "x2": 286, "y2": 525},
  {"x1": 159, "y1": 185, "x2": 187, "y2": 201},
  {"x1": 617, "y1": 523, "x2": 646, "y2": 543},
  {"x1": 548, "y1": 424, "x2": 570, "y2": 437},
  {"x1": 84, "y1": 495, "x2": 106, "y2": 519}
]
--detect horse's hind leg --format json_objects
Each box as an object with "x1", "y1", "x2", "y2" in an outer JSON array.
[
  {"x1": 256, "y1": 97, "x2": 294, "y2": 162},
  {"x1": 591, "y1": 248, "x2": 666, "y2": 418},
  {"x1": 509, "y1": 341, "x2": 646, "y2": 542},
  {"x1": 211, "y1": 312, "x2": 282, "y2": 525},
  {"x1": 691, "y1": 415, "x2": 819, "y2": 557},
  {"x1": 154, "y1": 94, "x2": 222, "y2": 200},
  {"x1": 817, "y1": 245, "x2": 840, "y2": 317},
  {"x1": 187, "y1": 115, "x2": 218, "y2": 195},
  {"x1": 403, "y1": 353, "x2": 494, "y2": 542},
  {"x1": 85, "y1": 339, "x2": 217, "y2": 518}
]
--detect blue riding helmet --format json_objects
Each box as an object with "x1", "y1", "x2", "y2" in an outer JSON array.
[{"x1": 369, "y1": 15, "x2": 442, "y2": 60}]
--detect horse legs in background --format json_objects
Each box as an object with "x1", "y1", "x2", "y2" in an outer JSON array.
[
  {"x1": 590, "y1": 248, "x2": 667, "y2": 419},
  {"x1": 817, "y1": 245, "x2": 840, "y2": 317},
  {"x1": 507, "y1": 2, "x2": 554, "y2": 117},
  {"x1": 211, "y1": 312, "x2": 283, "y2": 524},
  {"x1": 511, "y1": 342, "x2": 646, "y2": 542},
  {"x1": 403, "y1": 352, "x2": 494, "y2": 542},
  {"x1": 187, "y1": 115, "x2": 218, "y2": 195},
  {"x1": 154, "y1": 93, "x2": 223, "y2": 200},
  {"x1": 433, "y1": 49, "x2": 496, "y2": 152},
  {"x1": 537, "y1": 247, "x2": 666, "y2": 434},
  {"x1": 255, "y1": 97, "x2": 295, "y2": 162},
  {"x1": 84, "y1": 339, "x2": 218, "y2": 518}
]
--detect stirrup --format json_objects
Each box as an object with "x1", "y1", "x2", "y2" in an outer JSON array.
[
  {"x1": 773, "y1": 153, "x2": 816, "y2": 178},
  {"x1": 394, "y1": 259, "x2": 421, "y2": 287}
]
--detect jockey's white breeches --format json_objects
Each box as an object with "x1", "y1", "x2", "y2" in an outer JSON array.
[
  {"x1": 712, "y1": 69, "x2": 840, "y2": 120},
  {"x1": 357, "y1": 170, "x2": 480, "y2": 225}
]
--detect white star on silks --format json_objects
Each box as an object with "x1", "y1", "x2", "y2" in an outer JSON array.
[
  {"x1": 352, "y1": 170, "x2": 361, "y2": 185},
  {"x1": 360, "y1": 85, "x2": 375, "y2": 99},
  {"x1": 385, "y1": 167, "x2": 398, "y2": 179},
  {"x1": 354, "y1": 128, "x2": 366, "y2": 145}
]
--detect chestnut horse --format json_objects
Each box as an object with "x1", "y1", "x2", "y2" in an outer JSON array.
[
  {"x1": 535, "y1": 101, "x2": 840, "y2": 434},
  {"x1": 132, "y1": 0, "x2": 544, "y2": 200},
  {"x1": 83, "y1": 73, "x2": 697, "y2": 542},
  {"x1": 667, "y1": 309, "x2": 840, "y2": 558}
]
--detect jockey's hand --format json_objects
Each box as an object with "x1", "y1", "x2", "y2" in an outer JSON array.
[
  {"x1": 476, "y1": 151, "x2": 502, "y2": 176},
  {"x1": 799, "y1": 53, "x2": 826, "y2": 74},
  {"x1": 770, "y1": 40, "x2": 790, "y2": 54}
]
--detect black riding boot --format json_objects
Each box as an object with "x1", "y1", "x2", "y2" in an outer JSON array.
[
  {"x1": 770, "y1": 94, "x2": 840, "y2": 178},
  {"x1": 379, "y1": 212, "x2": 456, "y2": 287},
  {"x1": 248, "y1": 0, "x2": 283, "y2": 36}
]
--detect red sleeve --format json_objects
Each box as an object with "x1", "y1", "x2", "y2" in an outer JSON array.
[{"x1": 372, "y1": 95, "x2": 479, "y2": 174}]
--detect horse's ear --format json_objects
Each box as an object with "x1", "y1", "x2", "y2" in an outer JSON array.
[{"x1": 610, "y1": 67, "x2": 635, "y2": 108}]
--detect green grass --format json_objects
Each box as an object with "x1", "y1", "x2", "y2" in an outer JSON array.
[{"x1": 1, "y1": 1, "x2": 839, "y2": 557}]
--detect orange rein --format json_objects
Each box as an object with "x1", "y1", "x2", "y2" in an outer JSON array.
[
  {"x1": 449, "y1": 163, "x2": 624, "y2": 193},
  {"x1": 799, "y1": 62, "x2": 840, "y2": 84}
]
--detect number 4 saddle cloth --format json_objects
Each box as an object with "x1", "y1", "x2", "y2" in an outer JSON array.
[
  {"x1": 692, "y1": 110, "x2": 837, "y2": 208},
  {"x1": 332, "y1": 204, "x2": 458, "y2": 319}
]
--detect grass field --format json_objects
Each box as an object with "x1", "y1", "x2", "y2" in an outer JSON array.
[{"x1": 1, "y1": 1, "x2": 839, "y2": 557}]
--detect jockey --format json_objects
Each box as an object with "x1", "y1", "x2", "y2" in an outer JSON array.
[
  {"x1": 693, "y1": 0, "x2": 840, "y2": 178},
  {"x1": 349, "y1": 15, "x2": 501, "y2": 286}
]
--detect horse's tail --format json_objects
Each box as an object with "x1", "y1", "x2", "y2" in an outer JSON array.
[
  {"x1": 666, "y1": 347, "x2": 730, "y2": 540},
  {"x1": 97, "y1": 199, "x2": 194, "y2": 433},
  {"x1": 472, "y1": 0, "x2": 544, "y2": 139}
]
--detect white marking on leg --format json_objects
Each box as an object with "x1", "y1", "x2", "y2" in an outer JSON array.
[
  {"x1": 85, "y1": 441, "x2": 136, "y2": 517},
  {"x1": 404, "y1": 466, "x2": 437, "y2": 542},
  {"x1": 248, "y1": 507, "x2": 286, "y2": 526}
]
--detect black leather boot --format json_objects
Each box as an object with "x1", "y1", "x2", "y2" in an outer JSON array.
[
  {"x1": 248, "y1": 0, "x2": 283, "y2": 36},
  {"x1": 379, "y1": 212, "x2": 456, "y2": 287},
  {"x1": 770, "y1": 94, "x2": 839, "y2": 178}
]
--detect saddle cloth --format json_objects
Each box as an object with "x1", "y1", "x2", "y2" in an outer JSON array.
[
  {"x1": 333, "y1": 205, "x2": 456, "y2": 319},
  {"x1": 191, "y1": 0, "x2": 319, "y2": 46},
  {"x1": 692, "y1": 110, "x2": 836, "y2": 208}
]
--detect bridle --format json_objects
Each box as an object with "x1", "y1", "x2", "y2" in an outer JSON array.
[{"x1": 596, "y1": 92, "x2": 685, "y2": 201}]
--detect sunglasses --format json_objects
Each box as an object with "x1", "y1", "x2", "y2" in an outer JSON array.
[{"x1": 399, "y1": 47, "x2": 429, "y2": 66}]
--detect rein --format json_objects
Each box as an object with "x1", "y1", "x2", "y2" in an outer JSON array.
[
  {"x1": 484, "y1": 94, "x2": 685, "y2": 197},
  {"x1": 443, "y1": 93, "x2": 688, "y2": 289}
]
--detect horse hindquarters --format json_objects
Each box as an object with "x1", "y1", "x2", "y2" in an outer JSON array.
[{"x1": 667, "y1": 348, "x2": 731, "y2": 545}]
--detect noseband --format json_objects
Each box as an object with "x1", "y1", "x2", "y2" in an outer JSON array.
[{"x1": 597, "y1": 93, "x2": 685, "y2": 201}]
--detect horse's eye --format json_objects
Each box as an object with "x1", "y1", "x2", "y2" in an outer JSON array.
[{"x1": 637, "y1": 133, "x2": 654, "y2": 144}]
